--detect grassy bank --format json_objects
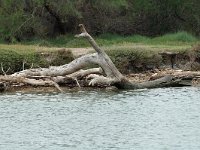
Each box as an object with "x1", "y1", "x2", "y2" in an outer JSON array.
[
  {"x1": 11, "y1": 31, "x2": 197, "y2": 48},
  {"x1": 0, "y1": 47, "x2": 74, "y2": 74},
  {"x1": 0, "y1": 31, "x2": 199, "y2": 74}
]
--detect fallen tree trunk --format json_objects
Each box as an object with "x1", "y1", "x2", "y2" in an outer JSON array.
[{"x1": 0, "y1": 24, "x2": 199, "y2": 92}]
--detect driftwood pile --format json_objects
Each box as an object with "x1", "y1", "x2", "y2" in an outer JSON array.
[{"x1": 1, "y1": 24, "x2": 200, "y2": 92}]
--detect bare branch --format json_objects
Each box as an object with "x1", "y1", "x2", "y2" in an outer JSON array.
[
  {"x1": 74, "y1": 78, "x2": 81, "y2": 88},
  {"x1": 22, "y1": 61, "x2": 26, "y2": 70},
  {"x1": 1, "y1": 63, "x2": 10, "y2": 76}
]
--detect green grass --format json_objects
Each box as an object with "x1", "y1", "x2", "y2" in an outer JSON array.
[
  {"x1": 4, "y1": 31, "x2": 198, "y2": 48},
  {"x1": 20, "y1": 34, "x2": 90, "y2": 48},
  {"x1": 97, "y1": 31, "x2": 198, "y2": 46},
  {"x1": 152, "y1": 31, "x2": 198, "y2": 43}
]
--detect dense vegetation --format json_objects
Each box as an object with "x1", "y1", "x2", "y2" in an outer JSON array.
[{"x1": 0, "y1": 0, "x2": 200, "y2": 42}]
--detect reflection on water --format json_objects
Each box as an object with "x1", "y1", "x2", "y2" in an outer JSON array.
[{"x1": 0, "y1": 87, "x2": 200, "y2": 150}]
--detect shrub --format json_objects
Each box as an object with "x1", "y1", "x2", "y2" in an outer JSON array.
[
  {"x1": 0, "y1": 49, "x2": 74, "y2": 74},
  {"x1": 106, "y1": 48, "x2": 162, "y2": 73},
  {"x1": 0, "y1": 49, "x2": 23, "y2": 74}
]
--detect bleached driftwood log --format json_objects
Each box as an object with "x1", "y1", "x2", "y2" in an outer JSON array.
[{"x1": 0, "y1": 24, "x2": 199, "y2": 92}]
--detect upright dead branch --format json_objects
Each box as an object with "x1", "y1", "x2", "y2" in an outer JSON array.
[{"x1": 75, "y1": 24, "x2": 124, "y2": 82}]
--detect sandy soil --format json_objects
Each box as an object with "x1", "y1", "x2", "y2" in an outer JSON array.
[{"x1": 66, "y1": 48, "x2": 93, "y2": 57}]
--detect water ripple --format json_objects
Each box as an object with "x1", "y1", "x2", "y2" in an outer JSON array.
[{"x1": 0, "y1": 87, "x2": 200, "y2": 149}]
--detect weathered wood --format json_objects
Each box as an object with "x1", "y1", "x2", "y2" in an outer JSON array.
[
  {"x1": 0, "y1": 76, "x2": 63, "y2": 92},
  {"x1": 11, "y1": 53, "x2": 99, "y2": 77}
]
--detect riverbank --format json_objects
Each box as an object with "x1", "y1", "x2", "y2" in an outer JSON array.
[
  {"x1": 1, "y1": 68, "x2": 200, "y2": 93},
  {"x1": 1, "y1": 38, "x2": 200, "y2": 93},
  {"x1": 0, "y1": 42, "x2": 198, "y2": 74},
  {"x1": 0, "y1": 31, "x2": 199, "y2": 75}
]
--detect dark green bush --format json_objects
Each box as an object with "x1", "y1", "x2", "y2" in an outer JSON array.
[
  {"x1": 0, "y1": 49, "x2": 74, "y2": 74},
  {"x1": 0, "y1": 49, "x2": 23, "y2": 74},
  {"x1": 106, "y1": 48, "x2": 162, "y2": 73}
]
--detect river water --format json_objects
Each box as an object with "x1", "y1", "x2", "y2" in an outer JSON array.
[{"x1": 0, "y1": 87, "x2": 200, "y2": 150}]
